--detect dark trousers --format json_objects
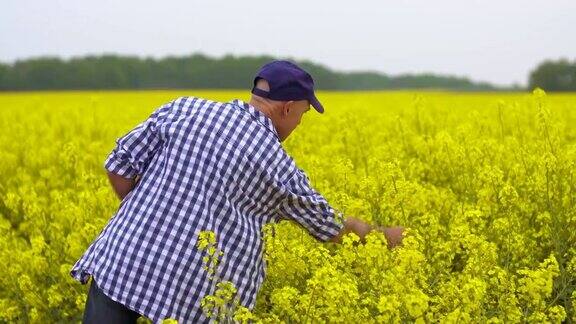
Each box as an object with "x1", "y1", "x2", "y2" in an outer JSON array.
[{"x1": 82, "y1": 277, "x2": 142, "y2": 324}]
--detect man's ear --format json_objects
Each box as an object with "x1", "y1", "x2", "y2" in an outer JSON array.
[{"x1": 282, "y1": 101, "x2": 294, "y2": 117}]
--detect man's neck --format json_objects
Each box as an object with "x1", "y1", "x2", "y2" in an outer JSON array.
[
  {"x1": 248, "y1": 98, "x2": 274, "y2": 120},
  {"x1": 248, "y1": 97, "x2": 283, "y2": 141}
]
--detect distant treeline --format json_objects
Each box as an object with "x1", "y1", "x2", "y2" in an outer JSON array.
[
  {"x1": 0, "y1": 53, "x2": 502, "y2": 91},
  {"x1": 529, "y1": 58, "x2": 576, "y2": 92}
]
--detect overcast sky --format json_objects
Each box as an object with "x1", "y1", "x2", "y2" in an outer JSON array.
[{"x1": 1, "y1": 0, "x2": 574, "y2": 86}]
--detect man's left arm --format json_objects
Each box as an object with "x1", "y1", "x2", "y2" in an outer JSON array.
[
  {"x1": 106, "y1": 172, "x2": 139, "y2": 201},
  {"x1": 104, "y1": 99, "x2": 175, "y2": 199}
]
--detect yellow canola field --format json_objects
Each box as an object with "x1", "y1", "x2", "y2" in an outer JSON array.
[{"x1": 0, "y1": 90, "x2": 575, "y2": 323}]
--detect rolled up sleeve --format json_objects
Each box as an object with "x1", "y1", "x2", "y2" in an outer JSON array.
[
  {"x1": 275, "y1": 167, "x2": 345, "y2": 242},
  {"x1": 104, "y1": 100, "x2": 174, "y2": 178}
]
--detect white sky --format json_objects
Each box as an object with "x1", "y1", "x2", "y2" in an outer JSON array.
[{"x1": 1, "y1": 0, "x2": 574, "y2": 86}]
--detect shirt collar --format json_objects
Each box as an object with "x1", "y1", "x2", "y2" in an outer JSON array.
[{"x1": 229, "y1": 99, "x2": 279, "y2": 141}]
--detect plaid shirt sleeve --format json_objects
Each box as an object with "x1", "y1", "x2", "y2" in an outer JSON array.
[
  {"x1": 275, "y1": 166, "x2": 346, "y2": 242},
  {"x1": 104, "y1": 100, "x2": 175, "y2": 178}
]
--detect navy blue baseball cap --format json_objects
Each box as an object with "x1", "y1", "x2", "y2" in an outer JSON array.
[{"x1": 251, "y1": 60, "x2": 325, "y2": 113}]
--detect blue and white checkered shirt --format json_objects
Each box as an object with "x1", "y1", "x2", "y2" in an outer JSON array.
[{"x1": 70, "y1": 96, "x2": 345, "y2": 323}]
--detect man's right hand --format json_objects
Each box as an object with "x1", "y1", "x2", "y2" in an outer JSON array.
[
  {"x1": 381, "y1": 226, "x2": 405, "y2": 249},
  {"x1": 329, "y1": 216, "x2": 405, "y2": 249}
]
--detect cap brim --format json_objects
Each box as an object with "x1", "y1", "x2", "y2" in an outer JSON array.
[{"x1": 309, "y1": 94, "x2": 324, "y2": 114}]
